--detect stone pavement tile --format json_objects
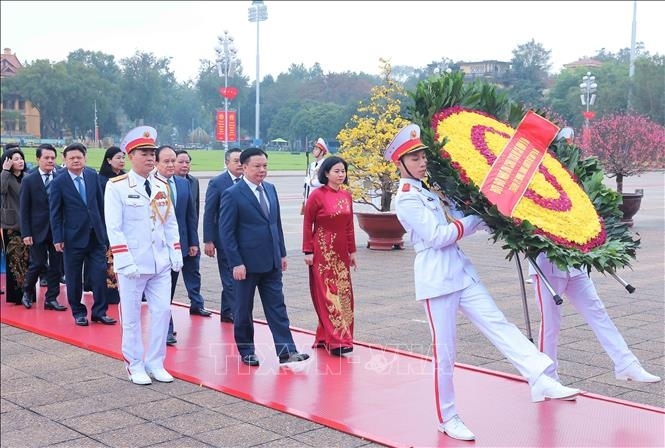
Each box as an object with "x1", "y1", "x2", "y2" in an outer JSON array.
[
  {"x1": 155, "y1": 409, "x2": 239, "y2": 436},
  {"x1": 40, "y1": 366, "x2": 108, "y2": 386},
  {"x1": 48, "y1": 438, "x2": 108, "y2": 448},
  {"x1": 124, "y1": 396, "x2": 205, "y2": 420},
  {"x1": 191, "y1": 422, "x2": 281, "y2": 447},
  {"x1": 180, "y1": 389, "x2": 245, "y2": 409},
  {"x1": 3, "y1": 383, "x2": 76, "y2": 408},
  {"x1": 150, "y1": 436, "x2": 216, "y2": 447},
  {"x1": 154, "y1": 380, "x2": 218, "y2": 398},
  {"x1": 2, "y1": 350, "x2": 90, "y2": 373},
  {"x1": 291, "y1": 427, "x2": 379, "y2": 447},
  {"x1": 0, "y1": 408, "x2": 49, "y2": 432},
  {"x1": 254, "y1": 436, "x2": 319, "y2": 447},
  {"x1": 33, "y1": 395, "x2": 125, "y2": 421},
  {"x1": 1, "y1": 420, "x2": 82, "y2": 448},
  {"x1": 252, "y1": 412, "x2": 322, "y2": 437},
  {"x1": 66, "y1": 376, "x2": 133, "y2": 398},
  {"x1": 0, "y1": 374, "x2": 53, "y2": 395},
  {"x1": 213, "y1": 400, "x2": 284, "y2": 421},
  {"x1": 0, "y1": 398, "x2": 21, "y2": 413},
  {"x1": 0, "y1": 339, "x2": 27, "y2": 356},
  {"x1": 93, "y1": 422, "x2": 182, "y2": 447},
  {"x1": 89, "y1": 386, "x2": 168, "y2": 408},
  {"x1": 60, "y1": 409, "x2": 147, "y2": 435},
  {"x1": 0, "y1": 364, "x2": 30, "y2": 387}
]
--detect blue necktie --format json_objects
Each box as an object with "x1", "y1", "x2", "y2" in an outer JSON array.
[
  {"x1": 75, "y1": 176, "x2": 87, "y2": 204},
  {"x1": 256, "y1": 184, "x2": 269, "y2": 217},
  {"x1": 144, "y1": 179, "x2": 152, "y2": 197}
]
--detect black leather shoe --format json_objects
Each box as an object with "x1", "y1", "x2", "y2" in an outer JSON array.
[
  {"x1": 241, "y1": 354, "x2": 260, "y2": 366},
  {"x1": 220, "y1": 313, "x2": 234, "y2": 323},
  {"x1": 330, "y1": 347, "x2": 354, "y2": 356},
  {"x1": 166, "y1": 334, "x2": 177, "y2": 346},
  {"x1": 91, "y1": 315, "x2": 117, "y2": 325},
  {"x1": 190, "y1": 307, "x2": 212, "y2": 317},
  {"x1": 21, "y1": 292, "x2": 33, "y2": 309},
  {"x1": 75, "y1": 316, "x2": 89, "y2": 326},
  {"x1": 279, "y1": 352, "x2": 310, "y2": 364},
  {"x1": 44, "y1": 300, "x2": 67, "y2": 311},
  {"x1": 39, "y1": 278, "x2": 48, "y2": 287}
]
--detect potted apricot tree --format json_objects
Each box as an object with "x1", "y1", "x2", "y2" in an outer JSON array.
[{"x1": 337, "y1": 59, "x2": 409, "y2": 250}]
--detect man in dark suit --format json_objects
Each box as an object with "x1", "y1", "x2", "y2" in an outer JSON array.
[
  {"x1": 50, "y1": 142, "x2": 115, "y2": 326},
  {"x1": 155, "y1": 146, "x2": 210, "y2": 345},
  {"x1": 219, "y1": 147, "x2": 309, "y2": 367},
  {"x1": 203, "y1": 147, "x2": 243, "y2": 323},
  {"x1": 19, "y1": 143, "x2": 67, "y2": 311}
]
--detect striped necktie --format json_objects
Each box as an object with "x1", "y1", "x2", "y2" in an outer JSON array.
[{"x1": 256, "y1": 184, "x2": 269, "y2": 217}]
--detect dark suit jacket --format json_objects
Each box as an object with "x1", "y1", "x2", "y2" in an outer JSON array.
[
  {"x1": 19, "y1": 169, "x2": 58, "y2": 244},
  {"x1": 182, "y1": 173, "x2": 200, "y2": 218},
  {"x1": 49, "y1": 167, "x2": 107, "y2": 248},
  {"x1": 172, "y1": 175, "x2": 199, "y2": 256},
  {"x1": 219, "y1": 180, "x2": 286, "y2": 273},
  {"x1": 203, "y1": 170, "x2": 234, "y2": 245}
]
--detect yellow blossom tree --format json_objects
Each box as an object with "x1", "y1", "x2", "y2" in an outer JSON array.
[{"x1": 337, "y1": 59, "x2": 408, "y2": 212}]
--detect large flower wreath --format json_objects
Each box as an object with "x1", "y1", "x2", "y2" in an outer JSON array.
[{"x1": 408, "y1": 73, "x2": 639, "y2": 274}]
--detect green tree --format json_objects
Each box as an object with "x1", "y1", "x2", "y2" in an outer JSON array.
[
  {"x1": 502, "y1": 39, "x2": 551, "y2": 106},
  {"x1": 120, "y1": 51, "x2": 177, "y2": 127}
]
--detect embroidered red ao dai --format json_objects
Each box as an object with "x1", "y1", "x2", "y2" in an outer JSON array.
[{"x1": 302, "y1": 185, "x2": 356, "y2": 352}]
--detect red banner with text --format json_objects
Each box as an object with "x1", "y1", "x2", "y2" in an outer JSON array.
[
  {"x1": 480, "y1": 111, "x2": 559, "y2": 217},
  {"x1": 215, "y1": 110, "x2": 237, "y2": 142}
]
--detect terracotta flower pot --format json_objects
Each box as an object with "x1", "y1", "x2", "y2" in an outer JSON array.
[
  {"x1": 355, "y1": 211, "x2": 406, "y2": 251},
  {"x1": 618, "y1": 190, "x2": 644, "y2": 227}
]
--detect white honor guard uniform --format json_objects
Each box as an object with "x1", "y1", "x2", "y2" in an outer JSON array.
[
  {"x1": 304, "y1": 138, "x2": 328, "y2": 192},
  {"x1": 105, "y1": 126, "x2": 183, "y2": 384},
  {"x1": 529, "y1": 253, "x2": 659, "y2": 382},
  {"x1": 387, "y1": 123, "x2": 578, "y2": 439}
]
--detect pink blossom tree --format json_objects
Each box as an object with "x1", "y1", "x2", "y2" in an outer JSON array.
[{"x1": 583, "y1": 113, "x2": 665, "y2": 194}]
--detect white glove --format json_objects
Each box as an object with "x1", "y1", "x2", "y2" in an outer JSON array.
[
  {"x1": 117, "y1": 264, "x2": 140, "y2": 279},
  {"x1": 171, "y1": 260, "x2": 183, "y2": 272},
  {"x1": 476, "y1": 221, "x2": 491, "y2": 233}
]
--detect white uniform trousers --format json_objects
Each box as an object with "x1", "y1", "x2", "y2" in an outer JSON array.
[
  {"x1": 533, "y1": 272, "x2": 637, "y2": 379},
  {"x1": 118, "y1": 268, "x2": 172, "y2": 375},
  {"x1": 424, "y1": 282, "x2": 552, "y2": 423}
]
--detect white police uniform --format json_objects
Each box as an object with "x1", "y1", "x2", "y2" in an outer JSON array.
[
  {"x1": 389, "y1": 124, "x2": 555, "y2": 428},
  {"x1": 304, "y1": 138, "x2": 328, "y2": 192},
  {"x1": 530, "y1": 253, "x2": 639, "y2": 379},
  {"x1": 105, "y1": 127, "x2": 183, "y2": 380}
]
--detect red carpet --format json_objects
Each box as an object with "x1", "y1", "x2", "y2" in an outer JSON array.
[{"x1": 1, "y1": 283, "x2": 663, "y2": 447}]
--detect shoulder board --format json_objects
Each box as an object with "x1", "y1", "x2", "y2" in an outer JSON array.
[
  {"x1": 154, "y1": 177, "x2": 168, "y2": 185},
  {"x1": 401, "y1": 183, "x2": 411, "y2": 192},
  {"x1": 111, "y1": 174, "x2": 128, "y2": 183}
]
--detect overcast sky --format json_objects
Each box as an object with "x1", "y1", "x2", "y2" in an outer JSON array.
[{"x1": 1, "y1": 1, "x2": 663, "y2": 83}]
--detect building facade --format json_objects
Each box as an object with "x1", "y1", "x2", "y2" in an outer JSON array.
[{"x1": 1, "y1": 48, "x2": 41, "y2": 139}]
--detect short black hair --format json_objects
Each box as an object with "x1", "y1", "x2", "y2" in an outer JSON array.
[
  {"x1": 4, "y1": 142, "x2": 20, "y2": 152},
  {"x1": 240, "y1": 147, "x2": 267, "y2": 165},
  {"x1": 63, "y1": 142, "x2": 87, "y2": 156},
  {"x1": 175, "y1": 149, "x2": 191, "y2": 160},
  {"x1": 225, "y1": 147, "x2": 243, "y2": 162},
  {"x1": 36, "y1": 143, "x2": 57, "y2": 158},
  {"x1": 317, "y1": 156, "x2": 349, "y2": 185}
]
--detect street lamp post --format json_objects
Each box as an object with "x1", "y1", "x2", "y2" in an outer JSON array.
[
  {"x1": 579, "y1": 71, "x2": 597, "y2": 147},
  {"x1": 248, "y1": 0, "x2": 267, "y2": 147},
  {"x1": 216, "y1": 30, "x2": 237, "y2": 152}
]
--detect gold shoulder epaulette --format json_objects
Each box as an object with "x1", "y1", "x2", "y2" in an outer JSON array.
[{"x1": 111, "y1": 174, "x2": 128, "y2": 183}]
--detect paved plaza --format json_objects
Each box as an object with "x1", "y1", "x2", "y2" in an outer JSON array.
[{"x1": 2, "y1": 170, "x2": 663, "y2": 447}]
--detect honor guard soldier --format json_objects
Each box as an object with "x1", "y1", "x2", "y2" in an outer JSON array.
[
  {"x1": 387, "y1": 123, "x2": 580, "y2": 441},
  {"x1": 104, "y1": 126, "x2": 183, "y2": 385}
]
